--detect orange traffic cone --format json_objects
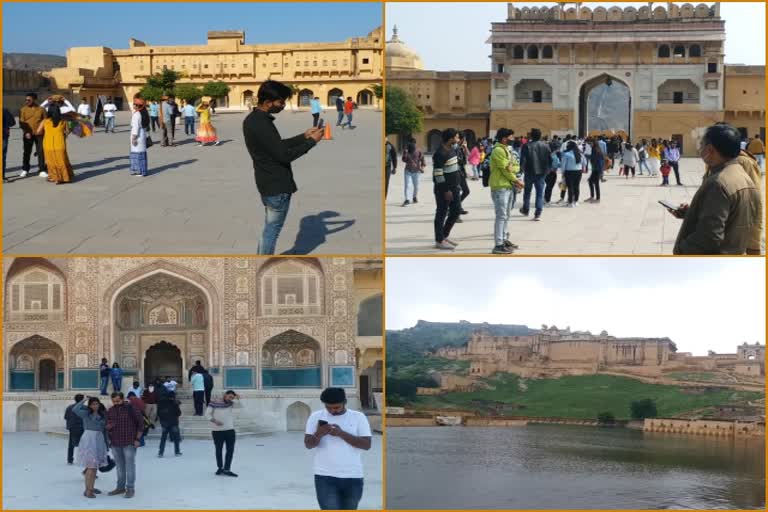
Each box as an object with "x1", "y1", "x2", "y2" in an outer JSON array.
[{"x1": 324, "y1": 123, "x2": 333, "y2": 140}]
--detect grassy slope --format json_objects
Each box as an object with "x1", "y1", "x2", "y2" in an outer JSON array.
[
  {"x1": 413, "y1": 373, "x2": 764, "y2": 420},
  {"x1": 392, "y1": 357, "x2": 470, "y2": 380}
]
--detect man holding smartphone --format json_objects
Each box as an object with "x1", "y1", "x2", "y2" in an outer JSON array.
[{"x1": 304, "y1": 387, "x2": 372, "y2": 510}]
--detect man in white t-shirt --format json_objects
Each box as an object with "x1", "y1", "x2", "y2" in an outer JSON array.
[
  {"x1": 304, "y1": 387, "x2": 372, "y2": 510},
  {"x1": 163, "y1": 376, "x2": 178, "y2": 393},
  {"x1": 103, "y1": 98, "x2": 117, "y2": 133},
  {"x1": 77, "y1": 99, "x2": 92, "y2": 118}
]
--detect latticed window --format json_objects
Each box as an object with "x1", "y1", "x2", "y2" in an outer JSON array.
[
  {"x1": 9, "y1": 269, "x2": 64, "y2": 321},
  {"x1": 261, "y1": 262, "x2": 322, "y2": 316}
]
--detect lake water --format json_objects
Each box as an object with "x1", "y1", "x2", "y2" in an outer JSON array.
[{"x1": 387, "y1": 425, "x2": 765, "y2": 509}]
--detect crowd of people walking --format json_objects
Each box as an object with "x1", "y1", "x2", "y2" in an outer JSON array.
[{"x1": 386, "y1": 124, "x2": 763, "y2": 255}]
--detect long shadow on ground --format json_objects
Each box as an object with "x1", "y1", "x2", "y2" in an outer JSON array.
[{"x1": 281, "y1": 210, "x2": 356, "y2": 254}]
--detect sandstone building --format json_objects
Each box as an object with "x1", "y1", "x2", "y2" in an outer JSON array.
[
  {"x1": 437, "y1": 326, "x2": 764, "y2": 379},
  {"x1": 3, "y1": 257, "x2": 382, "y2": 433},
  {"x1": 45, "y1": 28, "x2": 383, "y2": 111},
  {"x1": 386, "y1": 3, "x2": 765, "y2": 156}
]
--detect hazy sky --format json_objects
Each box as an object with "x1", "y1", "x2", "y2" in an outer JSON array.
[
  {"x1": 386, "y1": 258, "x2": 765, "y2": 355},
  {"x1": 386, "y1": 2, "x2": 765, "y2": 71},
  {"x1": 3, "y1": 3, "x2": 381, "y2": 55}
]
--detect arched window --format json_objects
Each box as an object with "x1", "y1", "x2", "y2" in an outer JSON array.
[
  {"x1": 542, "y1": 45, "x2": 554, "y2": 59},
  {"x1": 9, "y1": 269, "x2": 64, "y2": 321},
  {"x1": 513, "y1": 46, "x2": 524, "y2": 59},
  {"x1": 689, "y1": 44, "x2": 702, "y2": 57},
  {"x1": 261, "y1": 261, "x2": 322, "y2": 316},
  {"x1": 527, "y1": 45, "x2": 539, "y2": 59},
  {"x1": 658, "y1": 45, "x2": 670, "y2": 58},
  {"x1": 673, "y1": 45, "x2": 686, "y2": 57}
]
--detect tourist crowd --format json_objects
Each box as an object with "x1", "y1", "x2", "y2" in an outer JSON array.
[{"x1": 385, "y1": 124, "x2": 763, "y2": 255}]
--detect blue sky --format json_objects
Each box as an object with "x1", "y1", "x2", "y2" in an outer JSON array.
[
  {"x1": 3, "y1": 2, "x2": 382, "y2": 55},
  {"x1": 387, "y1": 2, "x2": 765, "y2": 71},
  {"x1": 386, "y1": 258, "x2": 765, "y2": 355}
]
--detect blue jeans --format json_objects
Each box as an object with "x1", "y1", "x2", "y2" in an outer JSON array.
[
  {"x1": 100, "y1": 376, "x2": 109, "y2": 395},
  {"x1": 344, "y1": 113, "x2": 353, "y2": 127},
  {"x1": 105, "y1": 117, "x2": 115, "y2": 132},
  {"x1": 315, "y1": 475, "x2": 364, "y2": 510},
  {"x1": 521, "y1": 171, "x2": 545, "y2": 217},
  {"x1": 184, "y1": 117, "x2": 195, "y2": 135},
  {"x1": 111, "y1": 377, "x2": 122, "y2": 392},
  {"x1": 404, "y1": 170, "x2": 420, "y2": 201},
  {"x1": 258, "y1": 193, "x2": 292, "y2": 255},
  {"x1": 111, "y1": 445, "x2": 137, "y2": 490},
  {"x1": 491, "y1": 188, "x2": 514, "y2": 246},
  {"x1": 336, "y1": 111, "x2": 344, "y2": 125},
  {"x1": 638, "y1": 159, "x2": 651, "y2": 175}
]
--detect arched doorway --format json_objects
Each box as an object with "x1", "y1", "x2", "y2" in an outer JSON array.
[
  {"x1": 427, "y1": 129, "x2": 442, "y2": 153},
  {"x1": 243, "y1": 90, "x2": 254, "y2": 109},
  {"x1": 578, "y1": 74, "x2": 631, "y2": 138},
  {"x1": 299, "y1": 89, "x2": 314, "y2": 107},
  {"x1": 286, "y1": 401, "x2": 311, "y2": 431},
  {"x1": 38, "y1": 359, "x2": 56, "y2": 391},
  {"x1": 8, "y1": 335, "x2": 64, "y2": 391},
  {"x1": 112, "y1": 271, "x2": 210, "y2": 386},
  {"x1": 262, "y1": 330, "x2": 322, "y2": 388},
  {"x1": 16, "y1": 403, "x2": 39, "y2": 432},
  {"x1": 328, "y1": 88, "x2": 343, "y2": 108},
  {"x1": 144, "y1": 341, "x2": 182, "y2": 386},
  {"x1": 357, "y1": 89, "x2": 373, "y2": 106}
]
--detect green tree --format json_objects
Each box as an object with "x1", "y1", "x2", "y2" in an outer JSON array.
[
  {"x1": 174, "y1": 84, "x2": 203, "y2": 104},
  {"x1": 597, "y1": 411, "x2": 616, "y2": 425},
  {"x1": 137, "y1": 85, "x2": 163, "y2": 103},
  {"x1": 371, "y1": 83, "x2": 383, "y2": 110},
  {"x1": 146, "y1": 69, "x2": 183, "y2": 95},
  {"x1": 202, "y1": 81, "x2": 231, "y2": 99},
  {"x1": 385, "y1": 85, "x2": 423, "y2": 136},
  {"x1": 630, "y1": 399, "x2": 658, "y2": 419}
]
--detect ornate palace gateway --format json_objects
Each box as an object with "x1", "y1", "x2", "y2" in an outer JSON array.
[{"x1": 3, "y1": 257, "x2": 382, "y2": 433}]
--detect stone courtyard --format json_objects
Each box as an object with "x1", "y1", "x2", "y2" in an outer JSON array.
[
  {"x1": 386, "y1": 157, "x2": 766, "y2": 254},
  {"x1": 2, "y1": 431, "x2": 382, "y2": 509},
  {"x1": 3, "y1": 109, "x2": 382, "y2": 254}
]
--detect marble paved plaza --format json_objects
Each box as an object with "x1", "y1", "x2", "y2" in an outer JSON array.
[
  {"x1": 2, "y1": 432, "x2": 382, "y2": 509},
  {"x1": 386, "y1": 157, "x2": 766, "y2": 255},
  {"x1": 3, "y1": 109, "x2": 382, "y2": 254}
]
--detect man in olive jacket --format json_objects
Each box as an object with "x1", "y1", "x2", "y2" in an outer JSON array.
[{"x1": 670, "y1": 124, "x2": 762, "y2": 255}]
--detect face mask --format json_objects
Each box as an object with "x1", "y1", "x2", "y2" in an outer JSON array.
[{"x1": 267, "y1": 102, "x2": 285, "y2": 114}]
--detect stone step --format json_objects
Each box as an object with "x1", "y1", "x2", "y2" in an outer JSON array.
[{"x1": 47, "y1": 425, "x2": 273, "y2": 440}]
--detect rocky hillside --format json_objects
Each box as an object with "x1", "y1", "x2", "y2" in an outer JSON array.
[{"x1": 3, "y1": 52, "x2": 66, "y2": 71}]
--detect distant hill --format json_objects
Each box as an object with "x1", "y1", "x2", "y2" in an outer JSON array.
[
  {"x1": 3, "y1": 53, "x2": 66, "y2": 71},
  {"x1": 386, "y1": 319, "x2": 533, "y2": 367}
]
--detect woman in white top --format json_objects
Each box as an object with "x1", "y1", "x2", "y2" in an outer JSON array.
[
  {"x1": 620, "y1": 142, "x2": 639, "y2": 179},
  {"x1": 129, "y1": 98, "x2": 150, "y2": 176}
]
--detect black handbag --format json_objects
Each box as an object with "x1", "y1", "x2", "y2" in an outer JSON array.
[
  {"x1": 99, "y1": 455, "x2": 116, "y2": 473},
  {"x1": 146, "y1": 135, "x2": 154, "y2": 148}
]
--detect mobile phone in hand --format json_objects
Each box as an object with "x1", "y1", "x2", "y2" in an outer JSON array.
[
  {"x1": 318, "y1": 420, "x2": 328, "y2": 426},
  {"x1": 318, "y1": 118, "x2": 325, "y2": 130},
  {"x1": 658, "y1": 200, "x2": 678, "y2": 211}
]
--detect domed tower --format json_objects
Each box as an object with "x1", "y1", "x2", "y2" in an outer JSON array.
[{"x1": 386, "y1": 25, "x2": 424, "y2": 71}]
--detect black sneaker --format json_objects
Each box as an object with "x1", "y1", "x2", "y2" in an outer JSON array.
[
  {"x1": 492, "y1": 245, "x2": 513, "y2": 255},
  {"x1": 413, "y1": 197, "x2": 418, "y2": 204},
  {"x1": 401, "y1": 200, "x2": 410, "y2": 207},
  {"x1": 519, "y1": 208, "x2": 529, "y2": 216},
  {"x1": 216, "y1": 469, "x2": 224, "y2": 476},
  {"x1": 222, "y1": 470, "x2": 238, "y2": 477},
  {"x1": 175, "y1": 452, "x2": 183, "y2": 457},
  {"x1": 503, "y1": 240, "x2": 519, "y2": 250},
  {"x1": 460, "y1": 209, "x2": 469, "y2": 215}
]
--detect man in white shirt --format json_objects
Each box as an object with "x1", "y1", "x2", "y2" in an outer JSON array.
[
  {"x1": 77, "y1": 99, "x2": 92, "y2": 118},
  {"x1": 190, "y1": 371, "x2": 205, "y2": 416},
  {"x1": 103, "y1": 98, "x2": 117, "y2": 133},
  {"x1": 304, "y1": 387, "x2": 372, "y2": 510},
  {"x1": 163, "y1": 376, "x2": 178, "y2": 393}
]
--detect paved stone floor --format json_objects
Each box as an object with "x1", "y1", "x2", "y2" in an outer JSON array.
[
  {"x1": 3, "y1": 109, "x2": 382, "y2": 255},
  {"x1": 2, "y1": 432, "x2": 382, "y2": 509},
  {"x1": 386, "y1": 157, "x2": 766, "y2": 255}
]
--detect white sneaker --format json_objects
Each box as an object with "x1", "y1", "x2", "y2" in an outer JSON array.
[
  {"x1": 19, "y1": 171, "x2": 28, "y2": 178},
  {"x1": 39, "y1": 172, "x2": 48, "y2": 178},
  {"x1": 435, "y1": 241, "x2": 456, "y2": 251}
]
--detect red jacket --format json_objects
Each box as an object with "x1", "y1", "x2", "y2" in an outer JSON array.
[{"x1": 344, "y1": 101, "x2": 354, "y2": 115}]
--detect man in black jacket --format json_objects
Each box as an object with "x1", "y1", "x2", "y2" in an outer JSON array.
[
  {"x1": 64, "y1": 394, "x2": 85, "y2": 464},
  {"x1": 243, "y1": 80, "x2": 324, "y2": 255},
  {"x1": 519, "y1": 128, "x2": 552, "y2": 221},
  {"x1": 335, "y1": 96, "x2": 345, "y2": 127}
]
